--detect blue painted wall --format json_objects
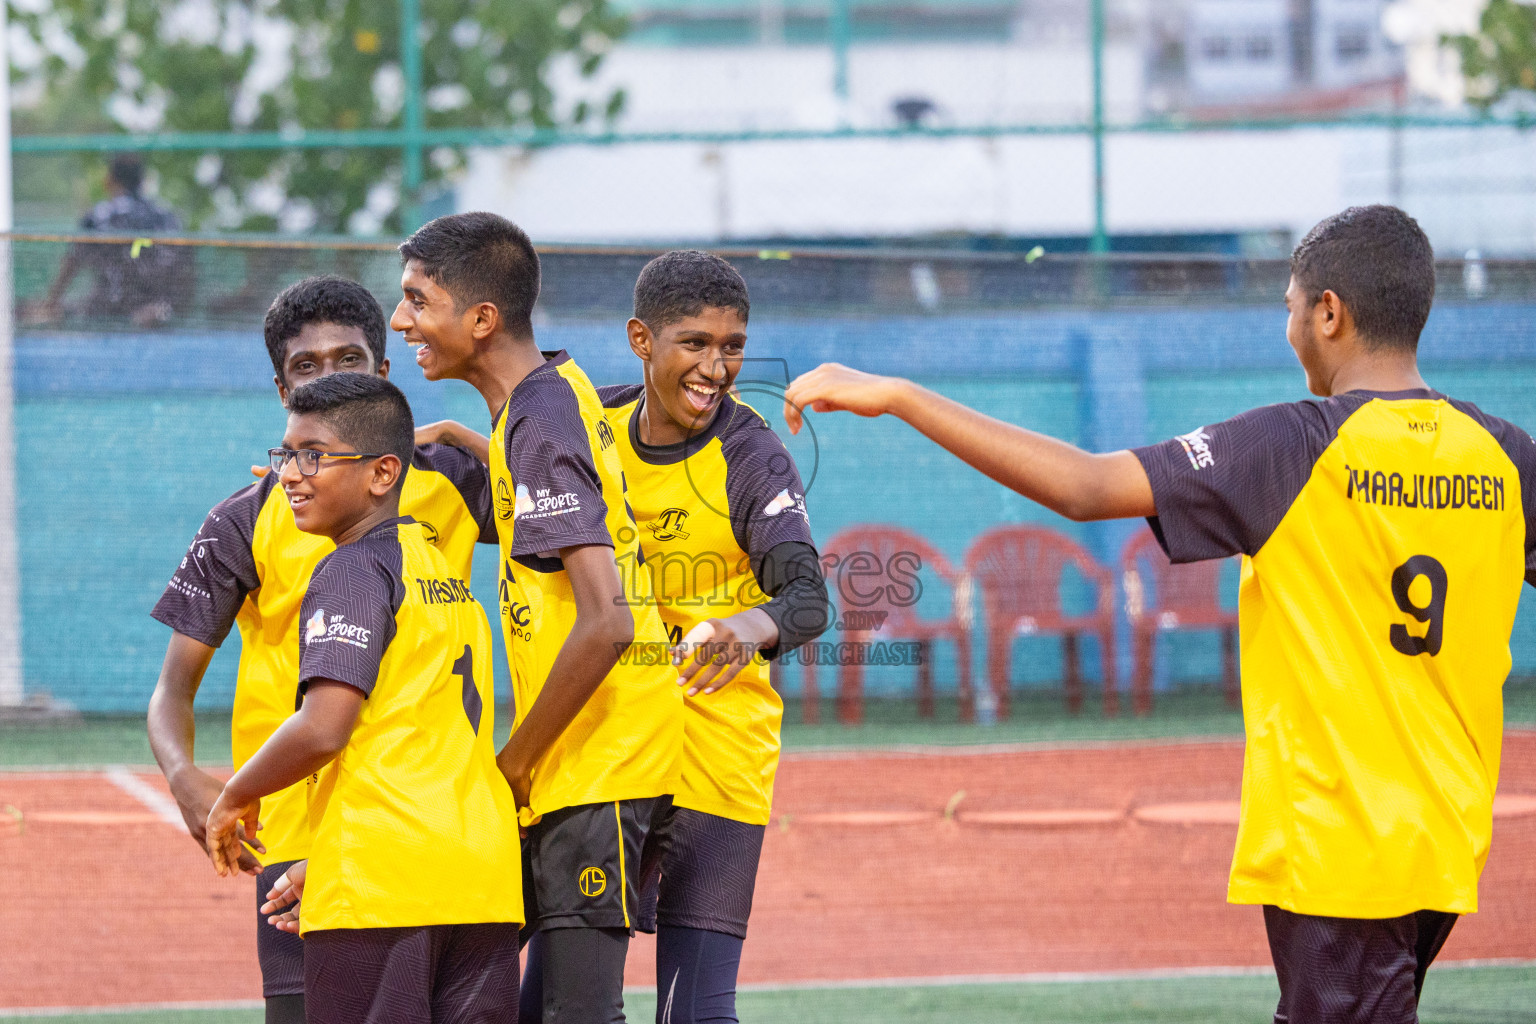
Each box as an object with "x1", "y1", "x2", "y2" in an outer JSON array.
[{"x1": 23, "y1": 300, "x2": 1536, "y2": 711}]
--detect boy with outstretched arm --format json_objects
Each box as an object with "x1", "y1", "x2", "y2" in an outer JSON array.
[
  {"x1": 784, "y1": 206, "x2": 1536, "y2": 1024},
  {"x1": 147, "y1": 276, "x2": 494, "y2": 1024},
  {"x1": 391, "y1": 212, "x2": 682, "y2": 1024},
  {"x1": 205, "y1": 372, "x2": 521, "y2": 1024}
]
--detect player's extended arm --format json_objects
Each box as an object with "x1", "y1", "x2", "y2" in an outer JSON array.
[
  {"x1": 146, "y1": 632, "x2": 263, "y2": 871},
  {"x1": 415, "y1": 420, "x2": 492, "y2": 465},
  {"x1": 784, "y1": 363, "x2": 1155, "y2": 522},
  {"x1": 205, "y1": 681, "x2": 363, "y2": 877},
  {"x1": 497, "y1": 543, "x2": 634, "y2": 809}
]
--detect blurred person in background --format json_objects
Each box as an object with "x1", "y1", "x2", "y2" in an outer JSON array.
[{"x1": 27, "y1": 153, "x2": 192, "y2": 328}]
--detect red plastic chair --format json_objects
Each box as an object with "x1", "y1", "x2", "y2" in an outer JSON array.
[
  {"x1": 805, "y1": 525, "x2": 974, "y2": 725},
  {"x1": 964, "y1": 525, "x2": 1117, "y2": 719},
  {"x1": 1121, "y1": 529, "x2": 1239, "y2": 715}
]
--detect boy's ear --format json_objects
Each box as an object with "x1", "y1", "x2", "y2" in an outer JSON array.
[
  {"x1": 369, "y1": 454, "x2": 404, "y2": 497},
  {"x1": 275, "y1": 375, "x2": 290, "y2": 405},
  {"x1": 1317, "y1": 289, "x2": 1351, "y2": 341},
  {"x1": 468, "y1": 301, "x2": 502, "y2": 342},
  {"x1": 626, "y1": 318, "x2": 653, "y2": 361}
]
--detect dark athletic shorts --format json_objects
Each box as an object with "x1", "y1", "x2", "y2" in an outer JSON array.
[
  {"x1": 304, "y1": 922, "x2": 520, "y2": 1024},
  {"x1": 255, "y1": 859, "x2": 305, "y2": 998},
  {"x1": 1264, "y1": 905, "x2": 1458, "y2": 1024},
  {"x1": 522, "y1": 797, "x2": 666, "y2": 932},
  {"x1": 636, "y1": 804, "x2": 766, "y2": 939}
]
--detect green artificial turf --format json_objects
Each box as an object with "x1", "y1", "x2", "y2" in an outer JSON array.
[{"x1": 3, "y1": 964, "x2": 1531, "y2": 1024}]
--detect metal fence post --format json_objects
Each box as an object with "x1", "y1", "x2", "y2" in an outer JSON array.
[{"x1": 400, "y1": 0, "x2": 425, "y2": 230}]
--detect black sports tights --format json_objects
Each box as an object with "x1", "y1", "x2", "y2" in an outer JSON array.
[
  {"x1": 264, "y1": 994, "x2": 305, "y2": 1024},
  {"x1": 521, "y1": 926, "x2": 631, "y2": 1024}
]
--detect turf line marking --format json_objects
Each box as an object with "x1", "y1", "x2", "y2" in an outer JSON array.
[
  {"x1": 783, "y1": 735, "x2": 1247, "y2": 760},
  {"x1": 0, "y1": 1000, "x2": 264, "y2": 1019},
  {"x1": 103, "y1": 766, "x2": 184, "y2": 827}
]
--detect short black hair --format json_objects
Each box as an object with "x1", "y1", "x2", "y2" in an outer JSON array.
[
  {"x1": 286, "y1": 373, "x2": 415, "y2": 494},
  {"x1": 264, "y1": 276, "x2": 388, "y2": 385},
  {"x1": 1291, "y1": 205, "x2": 1436, "y2": 351},
  {"x1": 398, "y1": 212, "x2": 540, "y2": 337},
  {"x1": 108, "y1": 153, "x2": 144, "y2": 195},
  {"x1": 633, "y1": 250, "x2": 750, "y2": 329}
]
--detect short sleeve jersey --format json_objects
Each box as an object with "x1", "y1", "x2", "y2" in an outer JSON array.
[
  {"x1": 488, "y1": 353, "x2": 682, "y2": 820},
  {"x1": 150, "y1": 444, "x2": 493, "y2": 863},
  {"x1": 295, "y1": 517, "x2": 520, "y2": 934},
  {"x1": 601, "y1": 385, "x2": 815, "y2": 825},
  {"x1": 1133, "y1": 389, "x2": 1536, "y2": 918}
]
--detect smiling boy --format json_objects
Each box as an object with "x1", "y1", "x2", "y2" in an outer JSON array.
[
  {"x1": 147, "y1": 276, "x2": 494, "y2": 1024},
  {"x1": 391, "y1": 212, "x2": 681, "y2": 1024},
  {"x1": 600, "y1": 251, "x2": 829, "y2": 1024},
  {"x1": 784, "y1": 206, "x2": 1536, "y2": 1024},
  {"x1": 205, "y1": 373, "x2": 520, "y2": 1024}
]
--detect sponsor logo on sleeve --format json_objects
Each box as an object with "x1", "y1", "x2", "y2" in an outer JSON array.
[
  {"x1": 596, "y1": 420, "x2": 615, "y2": 450},
  {"x1": 304, "y1": 610, "x2": 372, "y2": 649},
  {"x1": 762, "y1": 489, "x2": 808, "y2": 518},
  {"x1": 514, "y1": 484, "x2": 582, "y2": 521},
  {"x1": 1176, "y1": 428, "x2": 1215, "y2": 470}
]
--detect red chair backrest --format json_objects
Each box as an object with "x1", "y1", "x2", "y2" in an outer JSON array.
[
  {"x1": 820, "y1": 524, "x2": 962, "y2": 633},
  {"x1": 963, "y1": 524, "x2": 1110, "y2": 627},
  {"x1": 1119, "y1": 528, "x2": 1227, "y2": 623}
]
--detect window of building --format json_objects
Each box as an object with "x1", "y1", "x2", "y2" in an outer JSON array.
[
  {"x1": 1202, "y1": 36, "x2": 1232, "y2": 60},
  {"x1": 1246, "y1": 35, "x2": 1274, "y2": 61},
  {"x1": 1336, "y1": 24, "x2": 1372, "y2": 61}
]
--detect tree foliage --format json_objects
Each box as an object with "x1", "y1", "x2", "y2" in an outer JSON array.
[
  {"x1": 8, "y1": 0, "x2": 627, "y2": 233},
  {"x1": 1446, "y1": 0, "x2": 1536, "y2": 110}
]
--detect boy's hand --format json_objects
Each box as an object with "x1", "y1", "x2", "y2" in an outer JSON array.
[
  {"x1": 205, "y1": 791, "x2": 263, "y2": 878},
  {"x1": 260, "y1": 860, "x2": 306, "y2": 935},
  {"x1": 674, "y1": 610, "x2": 777, "y2": 696},
  {"x1": 497, "y1": 751, "x2": 533, "y2": 810},
  {"x1": 783, "y1": 363, "x2": 908, "y2": 435},
  {"x1": 168, "y1": 765, "x2": 261, "y2": 873}
]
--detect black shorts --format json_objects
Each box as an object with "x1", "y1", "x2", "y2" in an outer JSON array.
[
  {"x1": 304, "y1": 923, "x2": 520, "y2": 1024},
  {"x1": 255, "y1": 860, "x2": 305, "y2": 998},
  {"x1": 636, "y1": 805, "x2": 766, "y2": 940},
  {"x1": 1264, "y1": 905, "x2": 1458, "y2": 1024},
  {"x1": 522, "y1": 797, "x2": 666, "y2": 932}
]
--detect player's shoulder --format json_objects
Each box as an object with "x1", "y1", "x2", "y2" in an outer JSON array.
[
  {"x1": 312, "y1": 520, "x2": 404, "y2": 588},
  {"x1": 716, "y1": 394, "x2": 784, "y2": 451},
  {"x1": 204, "y1": 471, "x2": 283, "y2": 536},
  {"x1": 507, "y1": 353, "x2": 587, "y2": 425},
  {"x1": 598, "y1": 383, "x2": 644, "y2": 410},
  {"x1": 1444, "y1": 398, "x2": 1536, "y2": 466}
]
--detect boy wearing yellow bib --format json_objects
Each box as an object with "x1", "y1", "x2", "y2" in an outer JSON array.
[
  {"x1": 205, "y1": 373, "x2": 521, "y2": 1024},
  {"x1": 148, "y1": 277, "x2": 494, "y2": 1024},
  {"x1": 391, "y1": 213, "x2": 682, "y2": 1024},
  {"x1": 602, "y1": 251, "x2": 829, "y2": 1024},
  {"x1": 783, "y1": 206, "x2": 1536, "y2": 1024}
]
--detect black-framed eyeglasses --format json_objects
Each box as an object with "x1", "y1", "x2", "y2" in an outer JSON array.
[{"x1": 268, "y1": 448, "x2": 386, "y2": 477}]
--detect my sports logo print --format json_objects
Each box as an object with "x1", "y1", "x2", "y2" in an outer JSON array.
[{"x1": 303, "y1": 607, "x2": 372, "y2": 649}]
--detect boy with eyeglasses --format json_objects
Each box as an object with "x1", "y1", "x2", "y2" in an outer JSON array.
[
  {"x1": 147, "y1": 275, "x2": 494, "y2": 1024},
  {"x1": 206, "y1": 372, "x2": 521, "y2": 1024}
]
